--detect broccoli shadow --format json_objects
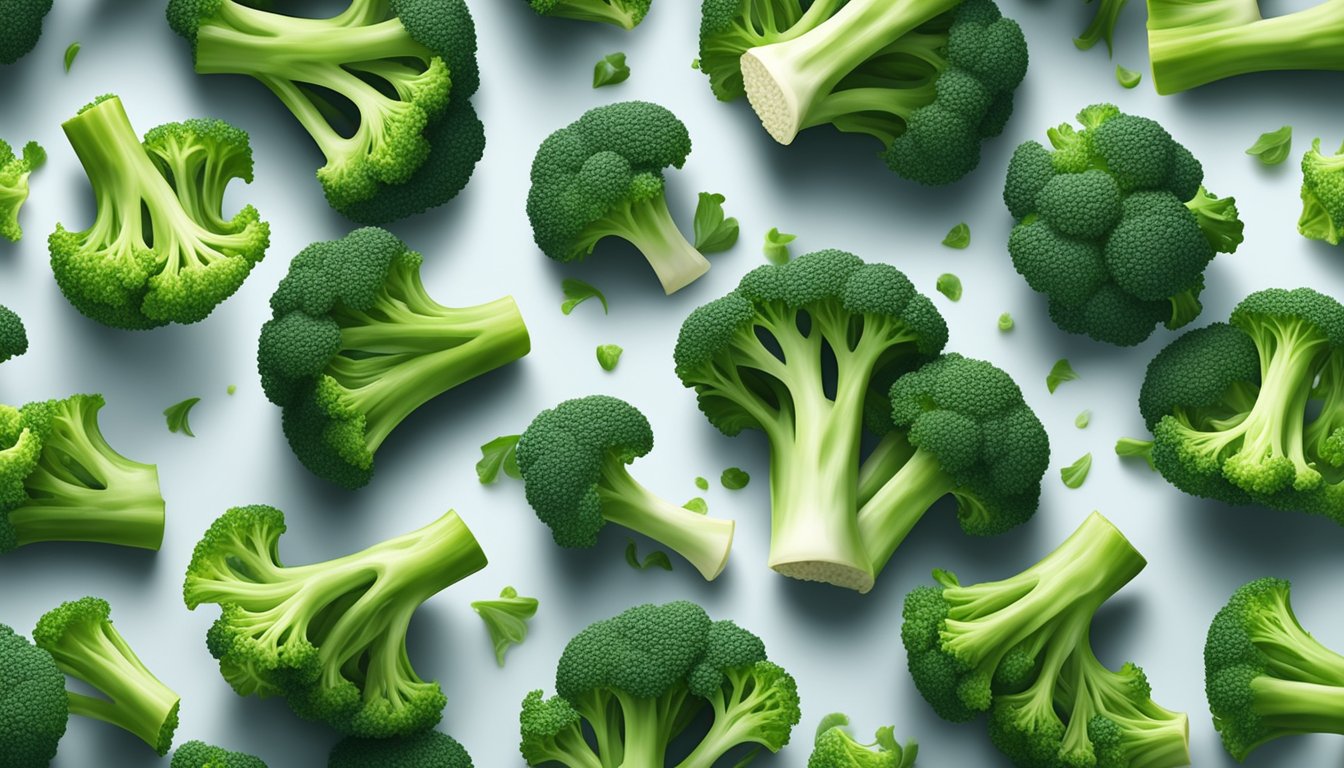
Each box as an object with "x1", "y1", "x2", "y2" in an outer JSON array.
[
  {"x1": 59, "y1": 720, "x2": 165, "y2": 768},
  {"x1": 217, "y1": 690, "x2": 336, "y2": 765},
  {"x1": 1086, "y1": 594, "x2": 1145, "y2": 669},
  {"x1": 497, "y1": 1, "x2": 632, "y2": 61},
  {"x1": 538, "y1": 234, "x2": 722, "y2": 309},
  {"x1": 1174, "y1": 495, "x2": 1344, "y2": 578},
  {"x1": 0, "y1": 541, "x2": 159, "y2": 586},
  {"x1": 1163, "y1": 70, "x2": 1344, "y2": 117}
]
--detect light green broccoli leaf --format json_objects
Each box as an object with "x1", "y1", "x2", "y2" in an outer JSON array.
[
  {"x1": 477, "y1": 435, "x2": 521, "y2": 484},
  {"x1": 936, "y1": 273, "x2": 962, "y2": 301},
  {"x1": 1246, "y1": 125, "x2": 1292, "y2": 165},
  {"x1": 1061, "y1": 453, "x2": 1093, "y2": 489},
  {"x1": 625, "y1": 539, "x2": 673, "y2": 571},
  {"x1": 693, "y1": 192, "x2": 739, "y2": 253},
  {"x1": 596, "y1": 344, "x2": 623, "y2": 371},
  {"x1": 561, "y1": 278, "x2": 608, "y2": 315},
  {"x1": 470, "y1": 586, "x2": 538, "y2": 667},
  {"x1": 683, "y1": 497, "x2": 708, "y2": 514},
  {"x1": 942, "y1": 222, "x2": 970, "y2": 249},
  {"x1": 998, "y1": 312, "x2": 1014, "y2": 331},
  {"x1": 1115, "y1": 65, "x2": 1141, "y2": 88},
  {"x1": 592, "y1": 52, "x2": 630, "y2": 88},
  {"x1": 721, "y1": 467, "x2": 750, "y2": 489},
  {"x1": 164, "y1": 397, "x2": 201, "y2": 437},
  {"x1": 691, "y1": 58, "x2": 701, "y2": 70},
  {"x1": 1047, "y1": 358, "x2": 1078, "y2": 393},
  {"x1": 1075, "y1": 410, "x2": 1091, "y2": 429},
  {"x1": 64, "y1": 42, "x2": 80, "y2": 73},
  {"x1": 1115, "y1": 437, "x2": 1156, "y2": 470},
  {"x1": 695, "y1": 476, "x2": 709, "y2": 491},
  {"x1": 763, "y1": 227, "x2": 796, "y2": 264}
]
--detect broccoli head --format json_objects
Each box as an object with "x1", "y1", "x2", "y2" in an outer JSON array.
[
  {"x1": 0, "y1": 394, "x2": 165, "y2": 554},
  {"x1": 257, "y1": 227, "x2": 531, "y2": 489},
  {"x1": 183, "y1": 505, "x2": 488, "y2": 738},
  {"x1": 330, "y1": 731, "x2": 473, "y2": 768},
  {"x1": 700, "y1": 0, "x2": 1028, "y2": 185},
  {"x1": 0, "y1": 304, "x2": 27, "y2": 364},
  {"x1": 856, "y1": 354, "x2": 1049, "y2": 581},
  {"x1": 674, "y1": 249, "x2": 947, "y2": 593},
  {"x1": 49, "y1": 94, "x2": 269, "y2": 329},
  {"x1": 1004, "y1": 104, "x2": 1243, "y2": 346},
  {"x1": 0, "y1": 138, "x2": 44, "y2": 242},
  {"x1": 173, "y1": 740, "x2": 268, "y2": 768},
  {"x1": 34, "y1": 597, "x2": 180, "y2": 756},
  {"x1": 167, "y1": 0, "x2": 484, "y2": 224},
  {"x1": 516, "y1": 395, "x2": 736, "y2": 580},
  {"x1": 0, "y1": 622, "x2": 67, "y2": 768},
  {"x1": 809, "y1": 713, "x2": 918, "y2": 767},
  {"x1": 1298, "y1": 138, "x2": 1344, "y2": 246},
  {"x1": 0, "y1": 0, "x2": 52, "y2": 64},
  {"x1": 524, "y1": 0, "x2": 651, "y2": 28},
  {"x1": 903, "y1": 512, "x2": 1190, "y2": 768},
  {"x1": 519, "y1": 601, "x2": 800, "y2": 767},
  {"x1": 1205, "y1": 578, "x2": 1344, "y2": 761},
  {"x1": 527, "y1": 101, "x2": 710, "y2": 294}
]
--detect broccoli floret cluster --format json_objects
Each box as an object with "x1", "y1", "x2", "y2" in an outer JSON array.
[
  {"x1": 257, "y1": 227, "x2": 531, "y2": 489},
  {"x1": 527, "y1": 101, "x2": 711, "y2": 294},
  {"x1": 0, "y1": 304, "x2": 27, "y2": 364},
  {"x1": 902, "y1": 512, "x2": 1190, "y2": 768},
  {"x1": 523, "y1": 0, "x2": 651, "y2": 28},
  {"x1": 699, "y1": 0, "x2": 1028, "y2": 185},
  {"x1": 1138, "y1": 288, "x2": 1344, "y2": 518},
  {"x1": 519, "y1": 601, "x2": 800, "y2": 766},
  {"x1": 809, "y1": 713, "x2": 918, "y2": 767},
  {"x1": 184, "y1": 505, "x2": 488, "y2": 738},
  {"x1": 1004, "y1": 104, "x2": 1243, "y2": 346},
  {"x1": 516, "y1": 395, "x2": 736, "y2": 580},
  {"x1": 1298, "y1": 138, "x2": 1344, "y2": 246},
  {"x1": 0, "y1": 0, "x2": 52, "y2": 64},
  {"x1": 0, "y1": 622, "x2": 67, "y2": 767},
  {"x1": 329, "y1": 731, "x2": 473, "y2": 768},
  {"x1": 173, "y1": 740, "x2": 268, "y2": 768},
  {"x1": 167, "y1": 0, "x2": 484, "y2": 224},
  {"x1": 0, "y1": 137, "x2": 44, "y2": 242}
]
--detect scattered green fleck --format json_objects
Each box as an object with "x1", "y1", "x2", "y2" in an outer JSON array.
[
  {"x1": 763, "y1": 227, "x2": 796, "y2": 264},
  {"x1": 1075, "y1": 410, "x2": 1091, "y2": 429},
  {"x1": 561, "y1": 278, "x2": 608, "y2": 315},
  {"x1": 596, "y1": 344, "x2": 623, "y2": 371},
  {"x1": 1115, "y1": 437, "x2": 1156, "y2": 470},
  {"x1": 625, "y1": 540, "x2": 673, "y2": 571},
  {"x1": 693, "y1": 192, "x2": 740, "y2": 253},
  {"x1": 1115, "y1": 65, "x2": 1141, "y2": 89},
  {"x1": 721, "y1": 467, "x2": 750, "y2": 490},
  {"x1": 935, "y1": 273, "x2": 962, "y2": 301},
  {"x1": 470, "y1": 586, "x2": 538, "y2": 667},
  {"x1": 63, "y1": 42, "x2": 80, "y2": 73},
  {"x1": 1061, "y1": 453, "x2": 1093, "y2": 489},
  {"x1": 691, "y1": 58, "x2": 701, "y2": 70},
  {"x1": 683, "y1": 497, "x2": 708, "y2": 514},
  {"x1": 942, "y1": 222, "x2": 970, "y2": 249},
  {"x1": 998, "y1": 312, "x2": 1014, "y2": 331},
  {"x1": 1246, "y1": 125, "x2": 1293, "y2": 165},
  {"x1": 1047, "y1": 358, "x2": 1078, "y2": 393},
  {"x1": 226, "y1": 384, "x2": 237, "y2": 395},
  {"x1": 695, "y1": 476, "x2": 709, "y2": 491},
  {"x1": 476, "y1": 435, "x2": 521, "y2": 484},
  {"x1": 592, "y1": 52, "x2": 630, "y2": 88},
  {"x1": 164, "y1": 397, "x2": 201, "y2": 437}
]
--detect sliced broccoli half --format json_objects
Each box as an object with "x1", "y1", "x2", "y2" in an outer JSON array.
[
  {"x1": 524, "y1": 0, "x2": 651, "y2": 28},
  {"x1": 0, "y1": 622, "x2": 67, "y2": 767},
  {"x1": 527, "y1": 101, "x2": 711, "y2": 294},
  {"x1": 1299, "y1": 138, "x2": 1344, "y2": 246},
  {"x1": 699, "y1": 0, "x2": 1028, "y2": 185},
  {"x1": 172, "y1": 740, "x2": 268, "y2": 768},
  {"x1": 519, "y1": 601, "x2": 800, "y2": 767},
  {"x1": 257, "y1": 227, "x2": 531, "y2": 489},
  {"x1": 517, "y1": 395, "x2": 736, "y2": 580},
  {"x1": 329, "y1": 731, "x2": 473, "y2": 767},
  {"x1": 0, "y1": 0, "x2": 52, "y2": 64},
  {"x1": 0, "y1": 138, "x2": 44, "y2": 242},
  {"x1": 50, "y1": 94, "x2": 269, "y2": 329},
  {"x1": 183, "y1": 505, "x2": 488, "y2": 738},
  {"x1": 34, "y1": 597, "x2": 180, "y2": 756},
  {"x1": 0, "y1": 304, "x2": 27, "y2": 364}
]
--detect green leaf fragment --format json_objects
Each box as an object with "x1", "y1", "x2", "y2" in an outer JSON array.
[
  {"x1": 683, "y1": 497, "x2": 708, "y2": 514},
  {"x1": 695, "y1": 476, "x2": 709, "y2": 491},
  {"x1": 226, "y1": 384, "x2": 237, "y2": 395},
  {"x1": 693, "y1": 192, "x2": 740, "y2": 253},
  {"x1": 936, "y1": 273, "x2": 962, "y2": 301},
  {"x1": 691, "y1": 58, "x2": 701, "y2": 70},
  {"x1": 1115, "y1": 437, "x2": 1156, "y2": 470},
  {"x1": 470, "y1": 586, "x2": 538, "y2": 667},
  {"x1": 721, "y1": 467, "x2": 750, "y2": 489},
  {"x1": 1075, "y1": 410, "x2": 1091, "y2": 429},
  {"x1": 596, "y1": 344, "x2": 623, "y2": 371},
  {"x1": 625, "y1": 540, "x2": 673, "y2": 571},
  {"x1": 561, "y1": 278, "x2": 608, "y2": 315},
  {"x1": 942, "y1": 222, "x2": 971, "y2": 248},
  {"x1": 998, "y1": 312, "x2": 1014, "y2": 331},
  {"x1": 592, "y1": 52, "x2": 630, "y2": 88},
  {"x1": 164, "y1": 397, "x2": 200, "y2": 437},
  {"x1": 1047, "y1": 358, "x2": 1078, "y2": 393},
  {"x1": 1246, "y1": 125, "x2": 1292, "y2": 165},
  {"x1": 476, "y1": 434, "x2": 521, "y2": 484},
  {"x1": 763, "y1": 227, "x2": 796, "y2": 264},
  {"x1": 64, "y1": 42, "x2": 80, "y2": 73},
  {"x1": 1115, "y1": 65, "x2": 1141, "y2": 88},
  {"x1": 1061, "y1": 453, "x2": 1093, "y2": 489}
]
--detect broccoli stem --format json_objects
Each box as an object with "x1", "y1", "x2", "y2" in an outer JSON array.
[
  {"x1": 53, "y1": 623, "x2": 179, "y2": 754},
  {"x1": 674, "y1": 668, "x2": 786, "y2": 768},
  {"x1": 543, "y1": 0, "x2": 641, "y2": 29},
  {"x1": 1075, "y1": 0, "x2": 1126, "y2": 52},
  {"x1": 856, "y1": 447, "x2": 956, "y2": 575},
  {"x1": 1306, "y1": 352, "x2": 1344, "y2": 471},
  {"x1": 592, "y1": 193, "x2": 709, "y2": 295},
  {"x1": 857, "y1": 430, "x2": 916, "y2": 508},
  {"x1": 613, "y1": 692, "x2": 674, "y2": 766},
  {"x1": 597, "y1": 463, "x2": 735, "y2": 580},
  {"x1": 1247, "y1": 677, "x2": 1344, "y2": 735}
]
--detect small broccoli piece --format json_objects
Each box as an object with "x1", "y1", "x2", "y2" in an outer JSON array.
[
  {"x1": 257, "y1": 227, "x2": 531, "y2": 489},
  {"x1": 471, "y1": 586, "x2": 538, "y2": 667},
  {"x1": 184, "y1": 505, "x2": 487, "y2": 738},
  {"x1": 0, "y1": 138, "x2": 44, "y2": 242},
  {"x1": 526, "y1": 0, "x2": 650, "y2": 28},
  {"x1": 1205, "y1": 578, "x2": 1344, "y2": 761},
  {"x1": 675, "y1": 249, "x2": 948, "y2": 593},
  {"x1": 49, "y1": 94, "x2": 269, "y2": 329},
  {"x1": 517, "y1": 395, "x2": 735, "y2": 580},
  {"x1": 809, "y1": 713, "x2": 918, "y2": 767},
  {"x1": 855, "y1": 355, "x2": 1049, "y2": 581},
  {"x1": 0, "y1": 394, "x2": 165, "y2": 554},
  {"x1": 330, "y1": 731, "x2": 473, "y2": 767},
  {"x1": 34, "y1": 597, "x2": 180, "y2": 756},
  {"x1": 700, "y1": 0, "x2": 1028, "y2": 185},
  {"x1": 527, "y1": 101, "x2": 710, "y2": 294},
  {"x1": 0, "y1": 304, "x2": 27, "y2": 363},
  {"x1": 1298, "y1": 138, "x2": 1344, "y2": 245},
  {"x1": 0, "y1": 0, "x2": 52, "y2": 64},
  {"x1": 1004, "y1": 104, "x2": 1243, "y2": 345},
  {"x1": 519, "y1": 601, "x2": 801, "y2": 767},
  {"x1": 0, "y1": 622, "x2": 67, "y2": 767},
  {"x1": 1075, "y1": 0, "x2": 1126, "y2": 53},
  {"x1": 167, "y1": 0, "x2": 483, "y2": 224},
  {"x1": 173, "y1": 740, "x2": 268, "y2": 768}
]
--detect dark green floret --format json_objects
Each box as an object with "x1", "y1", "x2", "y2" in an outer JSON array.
[
  {"x1": 329, "y1": 731, "x2": 473, "y2": 767},
  {"x1": 34, "y1": 597, "x2": 180, "y2": 756},
  {"x1": 1298, "y1": 138, "x2": 1344, "y2": 246},
  {"x1": 257, "y1": 227, "x2": 530, "y2": 489},
  {"x1": 183, "y1": 505, "x2": 487, "y2": 738},
  {"x1": 1004, "y1": 104, "x2": 1242, "y2": 346},
  {"x1": 0, "y1": 305, "x2": 26, "y2": 364},
  {"x1": 519, "y1": 601, "x2": 801, "y2": 767},
  {"x1": 524, "y1": 0, "x2": 651, "y2": 28},
  {"x1": 0, "y1": 138, "x2": 44, "y2": 242},
  {"x1": 516, "y1": 395, "x2": 736, "y2": 580},
  {"x1": 0, "y1": 0, "x2": 52, "y2": 64},
  {"x1": 173, "y1": 740, "x2": 268, "y2": 768},
  {"x1": 699, "y1": 0, "x2": 1028, "y2": 185},
  {"x1": 0, "y1": 622, "x2": 67, "y2": 768},
  {"x1": 809, "y1": 713, "x2": 918, "y2": 767}
]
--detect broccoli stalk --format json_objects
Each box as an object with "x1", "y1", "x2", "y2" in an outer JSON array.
[
  {"x1": 582, "y1": 185, "x2": 710, "y2": 295},
  {"x1": 34, "y1": 597, "x2": 180, "y2": 756}
]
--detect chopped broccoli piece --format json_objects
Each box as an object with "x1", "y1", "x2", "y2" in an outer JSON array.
[
  {"x1": 330, "y1": 731, "x2": 473, "y2": 767},
  {"x1": 1115, "y1": 437, "x2": 1155, "y2": 469},
  {"x1": 1047, "y1": 358, "x2": 1078, "y2": 393},
  {"x1": 809, "y1": 713, "x2": 918, "y2": 767},
  {"x1": 471, "y1": 586, "x2": 539, "y2": 667},
  {"x1": 0, "y1": 304, "x2": 27, "y2": 363},
  {"x1": 164, "y1": 397, "x2": 200, "y2": 437},
  {"x1": 593, "y1": 51, "x2": 630, "y2": 87},
  {"x1": 596, "y1": 343, "x2": 623, "y2": 371},
  {"x1": 721, "y1": 466, "x2": 750, "y2": 489},
  {"x1": 0, "y1": 138, "x2": 44, "y2": 242},
  {"x1": 1061, "y1": 452, "x2": 1093, "y2": 488},
  {"x1": 1115, "y1": 64, "x2": 1141, "y2": 88},
  {"x1": 935, "y1": 273, "x2": 962, "y2": 301},
  {"x1": 561, "y1": 278, "x2": 608, "y2": 315},
  {"x1": 172, "y1": 740, "x2": 268, "y2": 768},
  {"x1": 0, "y1": 0, "x2": 52, "y2": 64},
  {"x1": 1299, "y1": 138, "x2": 1344, "y2": 245},
  {"x1": 257, "y1": 227, "x2": 530, "y2": 489},
  {"x1": 943, "y1": 222, "x2": 971, "y2": 249},
  {"x1": 626, "y1": 538, "x2": 674, "y2": 571},
  {"x1": 998, "y1": 312, "x2": 1014, "y2": 331},
  {"x1": 524, "y1": 0, "x2": 652, "y2": 29},
  {"x1": 0, "y1": 622, "x2": 67, "y2": 766},
  {"x1": 63, "y1": 41, "x2": 78, "y2": 72},
  {"x1": 763, "y1": 226, "x2": 796, "y2": 264},
  {"x1": 1076, "y1": 410, "x2": 1092, "y2": 429},
  {"x1": 477, "y1": 434, "x2": 522, "y2": 484},
  {"x1": 694, "y1": 191, "x2": 740, "y2": 253},
  {"x1": 1247, "y1": 126, "x2": 1292, "y2": 166}
]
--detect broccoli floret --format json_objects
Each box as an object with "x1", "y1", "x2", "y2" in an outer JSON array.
[
  {"x1": 527, "y1": 101, "x2": 710, "y2": 294},
  {"x1": 167, "y1": 0, "x2": 483, "y2": 224},
  {"x1": 1004, "y1": 104, "x2": 1243, "y2": 346},
  {"x1": 49, "y1": 94, "x2": 269, "y2": 329},
  {"x1": 33, "y1": 597, "x2": 180, "y2": 756},
  {"x1": 524, "y1": 0, "x2": 651, "y2": 28},
  {"x1": 1205, "y1": 578, "x2": 1344, "y2": 761},
  {"x1": 0, "y1": 0, "x2": 52, "y2": 64},
  {"x1": 173, "y1": 740, "x2": 268, "y2": 768},
  {"x1": 0, "y1": 304, "x2": 27, "y2": 363},
  {"x1": 0, "y1": 138, "x2": 44, "y2": 242},
  {"x1": 0, "y1": 622, "x2": 67, "y2": 767},
  {"x1": 257, "y1": 227, "x2": 531, "y2": 489},
  {"x1": 809, "y1": 713, "x2": 918, "y2": 767},
  {"x1": 1298, "y1": 138, "x2": 1344, "y2": 246},
  {"x1": 674, "y1": 249, "x2": 947, "y2": 593},
  {"x1": 183, "y1": 505, "x2": 488, "y2": 738},
  {"x1": 516, "y1": 395, "x2": 736, "y2": 580},
  {"x1": 329, "y1": 731, "x2": 473, "y2": 767},
  {"x1": 519, "y1": 601, "x2": 800, "y2": 767},
  {"x1": 700, "y1": 0, "x2": 1028, "y2": 185},
  {"x1": 0, "y1": 394, "x2": 165, "y2": 554},
  {"x1": 855, "y1": 354, "x2": 1049, "y2": 582},
  {"x1": 903, "y1": 512, "x2": 1189, "y2": 768}
]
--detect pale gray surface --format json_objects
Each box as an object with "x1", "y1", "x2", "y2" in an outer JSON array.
[{"x1": 1, "y1": 0, "x2": 1342, "y2": 765}]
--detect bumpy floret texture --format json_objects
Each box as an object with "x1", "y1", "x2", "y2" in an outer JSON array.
[
  {"x1": 1299, "y1": 139, "x2": 1344, "y2": 246},
  {"x1": 329, "y1": 731, "x2": 473, "y2": 768},
  {"x1": 0, "y1": 623, "x2": 67, "y2": 768},
  {"x1": 172, "y1": 741, "x2": 268, "y2": 768},
  {"x1": 0, "y1": 138, "x2": 44, "y2": 242},
  {"x1": 0, "y1": 305, "x2": 27, "y2": 364},
  {"x1": 0, "y1": 0, "x2": 52, "y2": 64},
  {"x1": 809, "y1": 717, "x2": 917, "y2": 767}
]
